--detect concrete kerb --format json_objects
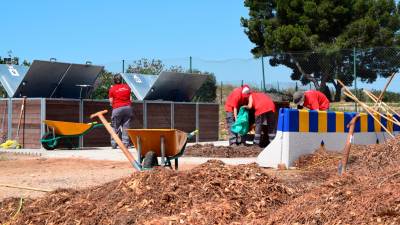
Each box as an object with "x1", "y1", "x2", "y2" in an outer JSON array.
[{"x1": 0, "y1": 141, "x2": 257, "y2": 165}]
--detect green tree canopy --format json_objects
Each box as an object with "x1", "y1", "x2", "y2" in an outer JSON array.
[
  {"x1": 91, "y1": 69, "x2": 114, "y2": 99},
  {"x1": 241, "y1": 0, "x2": 400, "y2": 101}
]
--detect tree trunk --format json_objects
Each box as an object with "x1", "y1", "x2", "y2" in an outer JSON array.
[
  {"x1": 333, "y1": 81, "x2": 342, "y2": 102},
  {"x1": 290, "y1": 54, "x2": 320, "y2": 89}
]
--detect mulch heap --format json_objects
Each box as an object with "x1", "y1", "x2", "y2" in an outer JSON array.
[
  {"x1": 263, "y1": 136, "x2": 400, "y2": 225},
  {"x1": 184, "y1": 144, "x2": 262, "y2": 158},
  {"x1": 2, "y1": 137, "x2": 400, "y2": 224},
  {"x1": 0, "y1": 161, "x2": 297, "y2": 225}
]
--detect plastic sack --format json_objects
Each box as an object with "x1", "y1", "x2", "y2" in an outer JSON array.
[{"x1": 231, "y1": 107, "x2": 249, "y2": 136}]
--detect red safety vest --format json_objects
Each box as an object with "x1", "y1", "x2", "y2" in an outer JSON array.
[
  {"x1": 109, "y1": 84, "x2": 132, "y2": 109},
  {"x1": 251, "y1": 92, "x2": 275, "y2": 116},
  {"x1": 224, "y1": 87, "x2": 249, "y2": 112},
  {"x1": 303, "y1": 90, "x2": 330, "y2": 110}
]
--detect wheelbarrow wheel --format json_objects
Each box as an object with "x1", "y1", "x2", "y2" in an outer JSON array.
[
  {"x1": 41, "y1": 132, "x2": 59, "y2": 150},
  {"x1": 142, "y1": 151, "x2": 159, "y2": 169}
]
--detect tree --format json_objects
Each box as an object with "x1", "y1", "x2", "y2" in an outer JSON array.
[
  {"x1": 91, "y1": 69, "x2": 114, "y2": 99},
  {"x1": 126, "y1": 58, "x2": 184, "y2": 74},
  {"x1": 192, "y1": 70, "x2": 217, "y2": 102},
  {"x1": 241, "y1": 0, "x2": 400, "y2": 101},
  {"x1": 126, "y1": 58, "x2": 164, "y2": 74}
]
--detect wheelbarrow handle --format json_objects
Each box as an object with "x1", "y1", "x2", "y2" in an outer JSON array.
[{"x1": 187, "y1": 130, "x2": 199, "y2": 139}]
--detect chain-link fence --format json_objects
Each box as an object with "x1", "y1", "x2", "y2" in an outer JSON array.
[{"x1": 98, "y1": 47, "x2": 400, "y2": 111}]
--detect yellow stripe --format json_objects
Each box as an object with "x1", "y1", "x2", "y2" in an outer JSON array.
[
  {"x1": 387, "y1": 114, "x2": 393, "y2": 133},
  {"x1": 373, "y1": 113, "x2": 381, "y2": 132},
  {"x1": 318, "y1": 111, "x2": 327, "y2": 132},
  {"x1": 335, "y1": 112, "x2": 344, "y2": 132},
  {"x1": 299, "y1": 110, "x2": 309, "y2": 132},
  {"x1": 360, "y1": 113, "x2": 368, "y2": 132}
]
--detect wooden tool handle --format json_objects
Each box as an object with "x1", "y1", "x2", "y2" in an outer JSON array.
[
  {"x1": 90, "y1": 109, "x2": 138, "y2": 170},
  {"x1": 90, "y1": 110, "x2": 108, "y2": 119}
]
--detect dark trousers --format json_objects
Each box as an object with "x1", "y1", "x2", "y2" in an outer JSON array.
[
  {"x1": 226, "y1": 111, "x2": 247, "y2": 145},
  {"x1": 226, "y1": 112, "x2": 237, "y2": 145},
  {"x1": 254, "y1": 111, "x2": 276, "y2": 147},
  {"x1": 111, "y1": 105, "x2": 132, "y2": 147}
]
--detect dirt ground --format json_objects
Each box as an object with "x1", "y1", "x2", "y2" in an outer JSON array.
[
  {"x1": 0, "y1": 153, "x2": 134, "y2": 200},
  {"x1": 184, "y1": 144, "x2": 262, "y2": 157},
  {"x1": 0, "y1": 153, "x2": 198, "y2": 201}
]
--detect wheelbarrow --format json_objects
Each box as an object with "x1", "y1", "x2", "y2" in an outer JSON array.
[
  {"x1": 40, "y1": 120, "x2": 104, "y2": 150},
  {"x1": 126, "y1": 129, "x2": 198, "y2": 170}
]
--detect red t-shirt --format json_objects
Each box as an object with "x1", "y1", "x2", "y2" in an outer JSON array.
[
  {"x1": 303, "y1": 90, "x2": 330, "y2": 110},
  {"x1": 109, "y1": 84, "x2": 132, "y2": 109},
  {"x1": 224, "y1": 87, "x2": 248, "y2": 112},
  {"x1": 251, "y1": 92, "x2": 275, "y2": 116}
]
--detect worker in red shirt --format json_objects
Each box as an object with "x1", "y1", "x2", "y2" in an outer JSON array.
[
  {"x1": 244, "y1": 92, "x2": 276, "y2": 147},
  {"x1": 225, "y1": 84, "x2": 251, "y2": 145},
  {"x1": 109, "y1": 74, "x2": 132, "y2": 149},
  {"x1": 293, "y1": 90, "x2": 330, "y2": 110}
]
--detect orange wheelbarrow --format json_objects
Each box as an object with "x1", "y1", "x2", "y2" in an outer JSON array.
[
  {"x1": 126, "y1": 129, "x2": 197, "y2": 170},
  {"x1": 40, "y1": 120, "x2": 104, "y2": 150}
]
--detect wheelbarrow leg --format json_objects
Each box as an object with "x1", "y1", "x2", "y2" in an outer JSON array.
[
  {"x1": 136, "y1": 136, "x2": 142, "y2": 165},
  {"x1": 175, "y1": 158, "x2": 178, "y2": 170}
]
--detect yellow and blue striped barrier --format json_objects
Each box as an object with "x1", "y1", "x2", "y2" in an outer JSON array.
[{"x1": 277, "y1": 108, "x2": 400, "y2": 133}]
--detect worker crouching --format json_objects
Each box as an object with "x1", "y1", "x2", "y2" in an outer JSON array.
[
  {"x1": 225, "y1": 85, "x2": 251, "y2": 145},
  {"x1": 244, "y1": 92, "x2": 276, "y2": 148},
  {"x1": 293, "y1": 90, "x2": 330, "y2": 110}
]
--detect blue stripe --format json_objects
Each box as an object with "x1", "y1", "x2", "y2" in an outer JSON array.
[
  {"x1": 381, "y1": 116, "x2": 387, "y2": 132},
  {"x1": 394, "y1": 115, "x2": 400, "y2": 131},
  {"x1": 344, "y1": 113, "x2": 353, "y2": 132},
  {"x1": 309, "y1": 110, "x2": 318, "y2": 132},
  {"x1": 327, "y1": 111, "x2": 336, "y2": 132},
  {"x1": 277, "y1": 108, "x2": 285, "y2": 131},
  {"x1": 368, "y1": 115, "x2": 375, "y2": 132},
  {"x1": 288, "y1": 109, "x2": 299, "y2": 132}
]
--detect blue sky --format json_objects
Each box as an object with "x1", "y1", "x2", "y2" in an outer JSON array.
[
  {"x1": 1, "y1": 0, "x2": 399, "y2": 91},
  {"x1": 1, "y1": 2, "x2": 251, "y2": 66}
]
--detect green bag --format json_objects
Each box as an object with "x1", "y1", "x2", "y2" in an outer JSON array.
[{"x1": 231, "y1": 107, "x2": 249, "y2": 136}]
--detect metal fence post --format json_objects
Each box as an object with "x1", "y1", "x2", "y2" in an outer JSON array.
[
  {"x1": 189, "y1": 56, "x2": 192, "y2": 73},
  {"x1": 353, "y1": 47, "x2": 358, "y2": 112},
  {"x1": 220, "y1": 81, "x2": 223, "y2": 105},
  {"x1": 40, "y1": 98, "x2": 46, "y2": 138},
  {"x1": 143, "y1": 101, "x2": 147, "y2": 128},
  {"x1": 261, "y1": 56, "x2": 266, "y2": 92},
  {"x1": 195, "y1": 102, "x2": 199, "y2": 143},
  {"x1": 170, "y1": 102, "x2": 174, "y2": 129},
  {"x1": 7, "y1": 98, "x2": 12, "y2": 140},
  {"x1": 79, "y1": 100, "x2": 84, "y2": 148}
]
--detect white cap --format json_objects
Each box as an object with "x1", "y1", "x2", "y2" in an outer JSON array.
[{"x1": 242, "y1": 87, "x2": 250, "y2": 94}]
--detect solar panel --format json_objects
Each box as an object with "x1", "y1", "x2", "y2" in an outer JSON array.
[
  {"x1": 50, "y1": 63, "x2": 103, "y2": 98},
  {"x1": 13, "y1": 60, "x2": 103, "y2": 98},
  {"x1": 143, "y1": 72, "x2": 207, "y2": 101},
  {"x1": 121, "y1": 73, "x2": 157, "y2": 100},
  {"x1": 0, "y1": 64, "x2": 28, "y2": 97}
]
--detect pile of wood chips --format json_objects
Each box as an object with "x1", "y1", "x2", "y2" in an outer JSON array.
[{"x1": 2, "y1": 137, "x2": 400, "y2": 224}]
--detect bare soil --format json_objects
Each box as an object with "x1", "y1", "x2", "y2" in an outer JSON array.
[
  {"x1": 0, "y1": 153, "x2": 134, "y2": 200},
  {"x1": 184, "y1": 144, "x2": 262, "y2": 158}
]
